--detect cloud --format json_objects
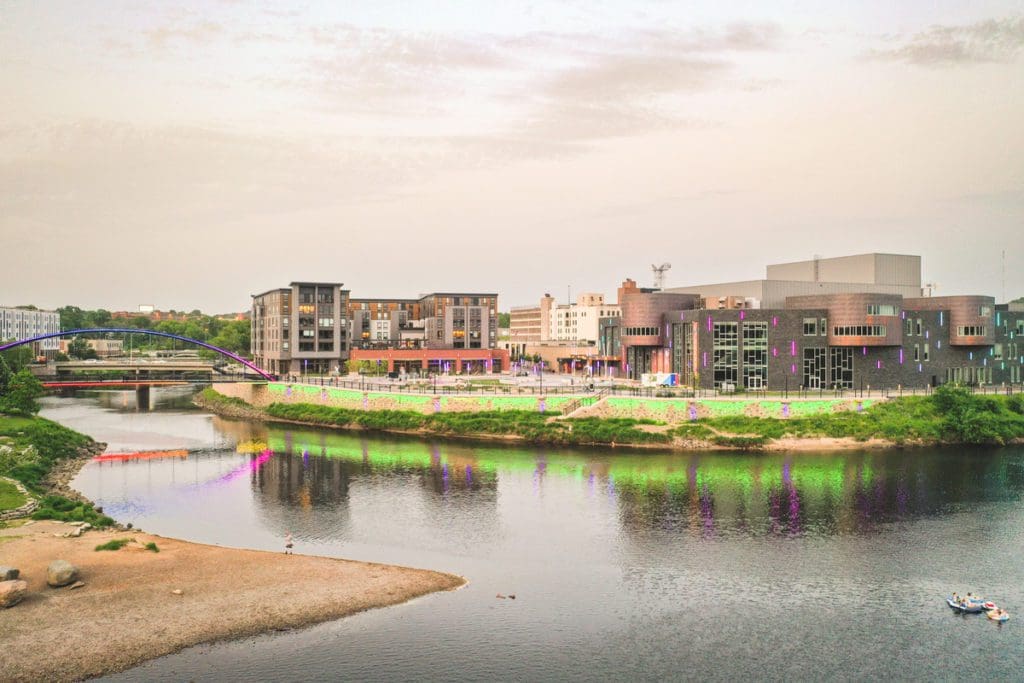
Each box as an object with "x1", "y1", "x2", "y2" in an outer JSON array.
[
  {"x1": 294, "y1": 22, "x2": 782, "y2": 141},
  {"x1": 517, "y1": 23, "x2": 781, "y2": 141},
  {"x1": 146, "y1": 20, "x2": 225, "y2": 48},
  {"x1": 867, "y1": 16, "x2": 1024, "y2": 66}
]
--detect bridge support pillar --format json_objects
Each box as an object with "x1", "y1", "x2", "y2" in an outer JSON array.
[{"x1": 136, "y1": 385, "x2": 151, "y2": 411}]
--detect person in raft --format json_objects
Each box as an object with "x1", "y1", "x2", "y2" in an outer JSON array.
[{"x1": 285, "y1": 531, "x2": 294, "y2": 554}]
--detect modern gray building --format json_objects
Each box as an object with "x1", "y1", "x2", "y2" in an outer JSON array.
[
  {"x1": 610, "y1": 254, "x2": 1024, "y2": 390},
  {"x1": 251, "y1": 283, "x2": 350, "y2": 377}
]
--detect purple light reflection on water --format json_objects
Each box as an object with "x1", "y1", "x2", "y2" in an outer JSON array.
[{"x1": 209, "y1": 449, "x2": 273, "y2": 487}]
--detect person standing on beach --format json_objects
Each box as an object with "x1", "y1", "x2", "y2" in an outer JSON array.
[{"x1": 285, "y1": 531, "x2": 294, "y2": 555}]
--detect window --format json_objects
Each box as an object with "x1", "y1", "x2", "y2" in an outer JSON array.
[
  {"x1": 624, "y1": 327, "x2": 660, "y2": 336},
  {"x1": 905, "y1": 319, "x2": 913, "y2": 336},
  {"x1": 924, "y1": 343, "x2": 930, "y2": 362},
  {"x1": 742, "y1": 322, "x2": 768, "y2": 389},
  {"x1": 713, "y1": 322, "x2": 738, "y2": 389},
  {"x1": 957, "y1": 326, "x2": 986, "y2": 336},
  {"x1": 829, "y1": 347, "x2": 854, "y2": 389},
  {"x1": 913, "y1": 344, "x2": 920, "y2": 362},
  {"x1": 915, "y1": 318, "x2": 922, "y2": 336},
  {"x1": 820, "y1": 318, "x2": 827, "y2": 336},
  {"x1": 980, "y1": 306, "x2": 992, "y2": 317},
  {"x1": 866, "y1": 304, "x2": 898, "y2": 316},
  {"x1": 832, "y1": 325, "x2": 887, "y2": 337},
  {"x1": 994, "y1": 344, "x2": 1003, "y2": 360},
  {"x1": 803, "y1": 318, "x2": 817, "y2": 336},
  {"x1": 803, "y1": 348, "x2": 826, "y2": 389}
]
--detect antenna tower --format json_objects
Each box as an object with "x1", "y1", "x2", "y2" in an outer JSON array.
[{"x1": 651, "y1": 263, "x2": 672, "y2": 289}]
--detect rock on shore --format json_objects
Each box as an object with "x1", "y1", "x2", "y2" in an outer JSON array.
[
  {"x1": 0, "y1": 579, "x2": 28, "y2": 608},
  {"x1": 47, "y1": 560, "x2": 79, "y2": 587}
]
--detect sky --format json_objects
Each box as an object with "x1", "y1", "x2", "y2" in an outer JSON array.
[{"x1": 1, "y1": 0, "x2": 1022, "y2": 313}]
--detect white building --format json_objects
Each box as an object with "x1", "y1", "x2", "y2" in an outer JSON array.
[
  {"x1": 548, "y1": 293, "x2": 620, "y2": 343},
  {"x1": 0, "y1": 306, "x2": 61, "y2": 355}
]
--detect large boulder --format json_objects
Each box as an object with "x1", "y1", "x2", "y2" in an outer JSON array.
[
  {"x1": 0, "y1": 580, "x2": 28, "y2": 608},
  {"x1": 46, "y1": 560, "x2": 78, "y2": 587},
  {"x1": 0, "y1": 566, "x2": 18, "y2": 581}
]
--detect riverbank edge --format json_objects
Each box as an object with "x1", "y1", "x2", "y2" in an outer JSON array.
[
  {"x1": 0, "y1": 415, "x2": 467, "y2": 682},
  {"x1": 194, "y1": 387, "x2": 936, "y2": 452}
]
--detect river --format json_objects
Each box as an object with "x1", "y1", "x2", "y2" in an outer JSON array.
[{"x1": 39, "y1": 387, "x2": 1024, "y2": 681}]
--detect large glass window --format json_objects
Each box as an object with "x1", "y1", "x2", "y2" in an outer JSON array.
[
  {"x1": 803, "y1": 318, "x2": 817, "y2": 336},
  {"x1": 957, "y1": 326, "x2": 986, "y2": 336},
  {"x1": 713, "y1": 322, "x2": 738, "y2": 389},
  {"x1": 829, "y1": 347, "x2": 854, "y2": 389},
  {"x1": 867, "y1": 304, "x2": 899, "y2": 316},
  {"x1": 742, "y1": 322, "x2": 768, "y2": 389},
  {"x1": 803, "y1": 348, "x2": 826, "y2": 389}
]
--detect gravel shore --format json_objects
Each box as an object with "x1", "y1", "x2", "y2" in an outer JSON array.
[{"x1": 0, "y1": 521, "x2": 465, "y2": 681}]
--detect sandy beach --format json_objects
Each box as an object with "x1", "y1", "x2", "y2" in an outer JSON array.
[{"x1": 0, "y1": 521, "x2": 465, "y2": 682}]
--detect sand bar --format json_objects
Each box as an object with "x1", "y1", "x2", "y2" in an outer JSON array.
[{"x1": 0, "y1": 521, "x2": 464, "y2": 682}]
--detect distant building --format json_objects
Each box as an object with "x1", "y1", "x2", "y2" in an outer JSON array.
[
  {"x1": 252, "y1": 285, "x2": 504, "y2": 375},
  {"x1": 0, "y1": 306, "x2": 60, "y2": 357},
  {"x1": 58, "y1": 339, "x2": 124, "y2": 358},
  {"x1": 665, "y1": 253, "x2": 923, "y2": 309},
  {"x1": 506, "y1": 292, "x2": 621, "y2": 373}
]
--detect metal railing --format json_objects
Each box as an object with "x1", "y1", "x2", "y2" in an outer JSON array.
[{"x1": 274, "y1": 375, "x2": 1024, "y2": 400}]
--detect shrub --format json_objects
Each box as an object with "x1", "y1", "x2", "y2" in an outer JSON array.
[
  {"x1": 32, "y1": 495, "x2": 115, "y2": 527},
  {"x1": 145, "y1": 542, "x2": 159, "y2": 553},
  {"x1": 95, "y1": 538, "x2": 132, "y2": 551}
]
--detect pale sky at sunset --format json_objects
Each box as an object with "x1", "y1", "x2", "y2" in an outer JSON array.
[{"x1": 1, "y1": 1, "x2": 1022, "y2": 313}]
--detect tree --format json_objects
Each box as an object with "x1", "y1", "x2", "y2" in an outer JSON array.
[
  {"x1": 57, "y1": 306, "x2": 85, "y2": 330},
  {"x1": 0, "y1": 341, "x2": 34, "y2": 373},
  {"x1": 0, "y1": 368, "x2": 45, "y2": 415},
  {"x1": 67, "y1": 337, "x2": 92, "y2": 360},
  {"x1": 498, "y1": 312, "x2": 511, "y2": 327}
]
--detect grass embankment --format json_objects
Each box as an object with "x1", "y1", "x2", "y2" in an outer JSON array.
[
  {"x1": 265, "y1": 402, "x2": 672, "y2": 445},
  {"x1": 671, "y1": 388, "x2": 1024, "y2": 447},
  {"x1": 0, "y1": 478, "x2": 27, "y2": 511},
  {"x1": 0, "y1": 414, "x2": 114, "y2": 526},
  {"x1": 204, "y1": 385, "x2": 1024, "y2": 449}
]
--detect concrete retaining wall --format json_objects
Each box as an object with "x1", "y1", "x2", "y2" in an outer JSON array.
[{"x1": 212, "y1": 382, "x2": 574, "y2": 414}]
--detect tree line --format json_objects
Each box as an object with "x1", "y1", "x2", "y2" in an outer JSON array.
[{"x1": 54, "y1": 307, "x2": 250, "y2": 357}]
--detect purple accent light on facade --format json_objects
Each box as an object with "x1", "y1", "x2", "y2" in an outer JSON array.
[
  {"x1": 876, "y1": 360, "x2": 882, "y2": 369},
  {"x1": 791, "y1": 364, "x2": 796, "y2": 374},
  {"x1": 772, "y1": 347, "x2": 778, "y2": 357},
  {"x1": 899, "y1": 349, "x2": 904, "y2": 364},
  {"x1": 739, "y1": 310, "x2": 746, "y2": 320},
  {"x1": 707, "y1": 316, "x2": 713, "y2": 332},
  {"x1": 702, "y1": 352, "x2": 708, "y2": 367},
  {"x1": 772, "y1": 316, "x2": 778, "y2": 327},
  {"x1": 790, "y1": 341, "x2": 796, "y2": 356}
]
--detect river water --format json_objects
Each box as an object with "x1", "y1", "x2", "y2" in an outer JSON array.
[{"x1": 39, "y1": 388, "x2": 1024, "y2": 682}]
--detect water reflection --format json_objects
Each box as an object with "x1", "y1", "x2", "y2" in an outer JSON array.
[{"x1": 145, "y1": 423, "x2": 1024, "y2": 544}]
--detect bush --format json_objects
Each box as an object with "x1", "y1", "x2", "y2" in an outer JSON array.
[
  {"x1": 32, "y1": 495, "x2": 115, "y2": 527},
  {"x1": 145, "y1": 542, "x2": 159, "y2": 553},
  {"x1": 95, "y1": 538, "x2": 131, "y2": 551}
]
